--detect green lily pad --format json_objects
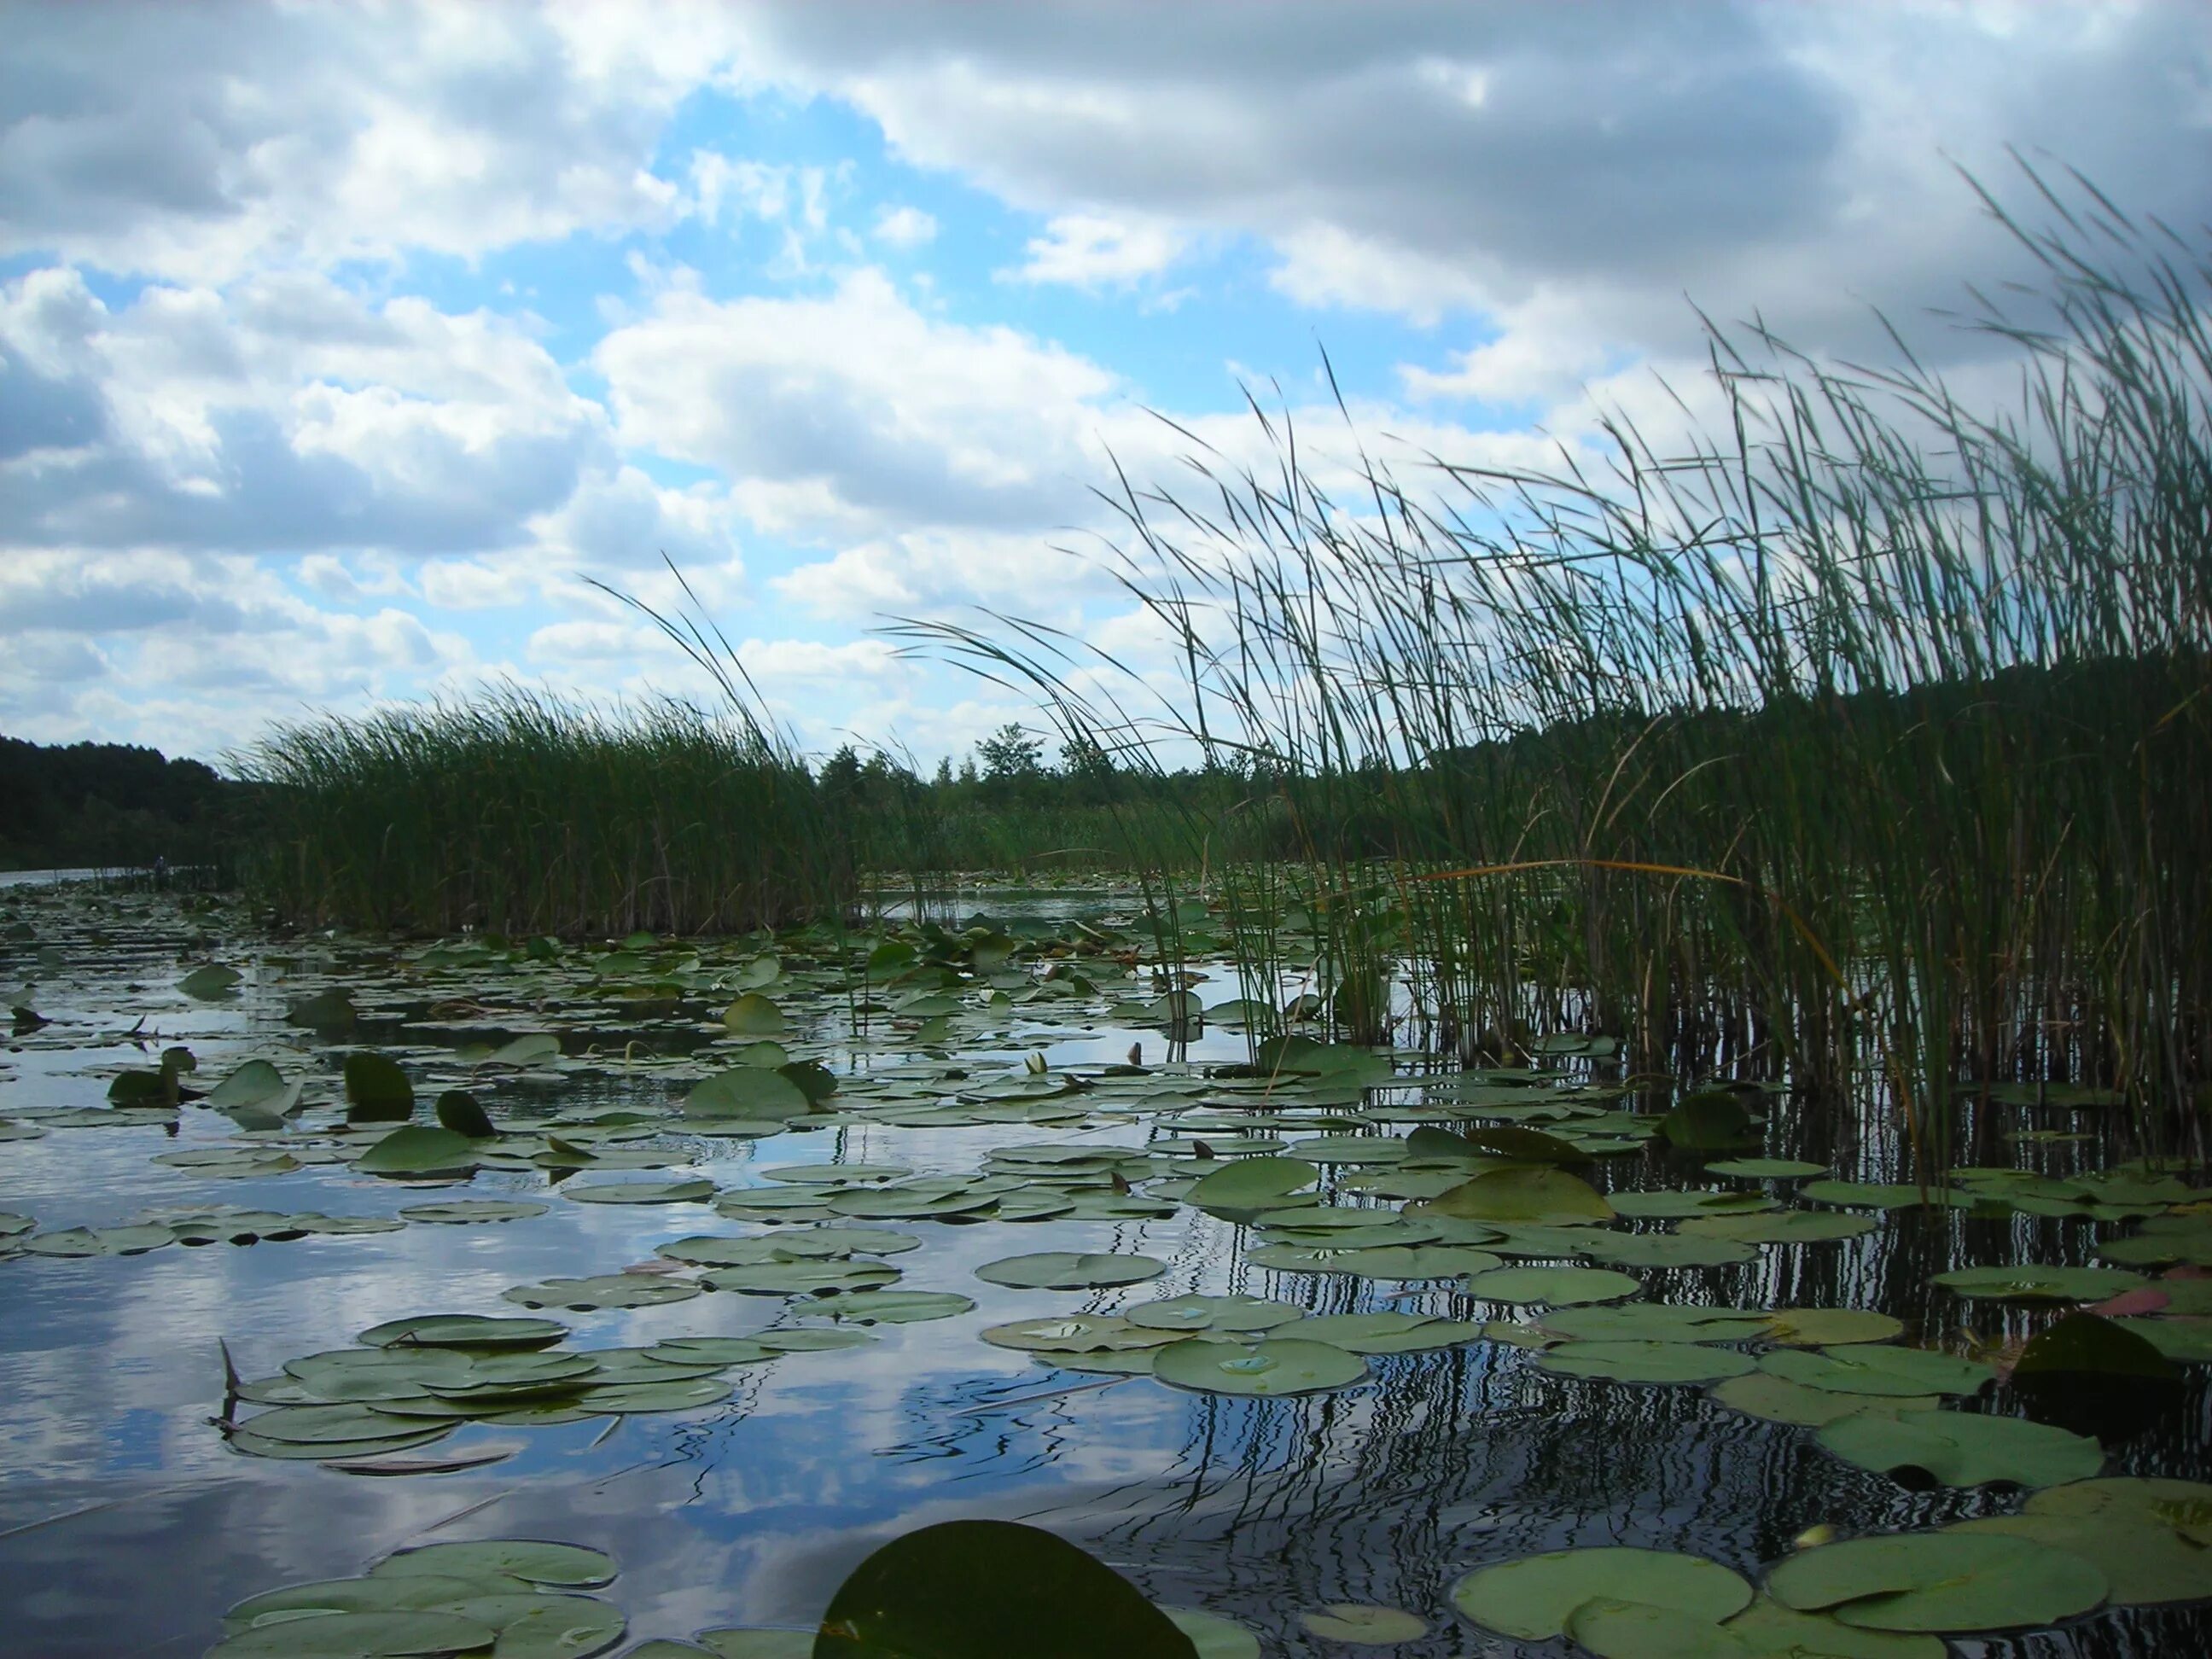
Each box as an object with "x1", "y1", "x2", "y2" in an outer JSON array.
[
  {"x1": 1760, "y1": 1308, "x2": 1905, "y2": 1347},
  {"x1": 1538, "y1": 1305, "x2": 1773, "y2": 1344},
  {"x1": 563, "y1": 1179, "x2": 716, "y2": 1205},
  {"x1": 1576, "y1": 1232, "x2": 1757, "y2": 1268},
  {"x1": 1679, "y1": 1211, "x2": 1876, "y2": 1243},
  {"x1": 1816, "y1": 1409, "x2": 2103, "y2": 1487},
  {"x1": 434, "y1": 1091, "x2": 498, "y2": 1138},
  {"x1": 2027, "y1": 1476, "x2": 2212, "y2": 1540},
  {"x1": 1720, "y1": 1597, "x2": 1946, "y2": 1656},
  {"x1": 1801, "y1": 1182, "x2": 1970, "y2": 1211},
  {"x1": 1535, "y1": 1341, "x2": 1758, "y2": 1385},
  {"x1": 816, "y1": 1518, "x2": 1199, "y2": 1657},
  {"x1": 1946, "y1": 1512, "x2": 2212, "y2": 1606},
  {"x1": 1419, "y1": 1166, "x2": 1615, "y2": 1225},
  {"x1": 685, "y1": 1068, "x2": 810, "y2": 1122},
  {"x1": 1930, "y1": 1264, "x2": 2147, "y2": 1301},
  {"x1": 707, "y1": 1259, "x2": 905, "y2": 1296},
  {"x1": 1464, "y1": 1265, "x2": 1642, "y2": 1306},
  {"x1": 1709, "y1": 1373, "x2": 1941, "y2": 1427},
  {"x1": 1566, "y1": 1598, "x2": 1752, "y2": 1658},
  {"x1": 1153, "y1": 1336, "x2": 1369, "y2": 1396},
  {"x1": 975, "y1": 1252, "x2": 1167, "y2": 1290},
  {"x1": 358, "y1": 1315, "x2": 567, "y2": 1349},
  {"x1": 1125, "y1": 1295, "x2": 1306, "y2": 1333},
  {"x1": 721, "y1": 992, "x2": 788, "y2": 1036},
  {"x1": 355, "y1": 1126, "x2": 479, "y2": 1178},
  {"x1": 1290, "y1": 1313, "x2": 1484, "y2": 1354},
  {"x1": 399, "y1": 1200, "x2": 548, "y2": 1225},
  {"x1": 1609, "y1": 1190, "x2": 1777, "y2": 1220},
  {"x1": 1758, "y1": 1347, "x2": 1989, "y2": 1397},
  {"x1": 692, "y1": 1631, "x2": 814, "y2": 1657},
  {"x1": 1657, "y1": 1091, "x2": 1755, "y2": 1150},
  {"x1": 504, "y1": 1275, "x2": 701, "y2": 1312},
  {"x1": 1297, "y1": 1604, "x2": 1428, "y2": 1644},
  {"x1": 1450, "y1": 1547, "x2": 1753, "y2": 1640},
  {"x1": 207, "y1": 1610, "x2": 500, "y2": 1656},
  {"x1": 374, "y1": 1539, "x2": 617, "y2": 1586},
  {"x1": 1706, "y1": 1159, "x2": 1828, "y2": 1179},
  {"x1": 575, "y1": 1377, "x2": 732, "y2": 1413},
  {"x1": 179, "y1": 964, "x2": 244, "y2": 998},
  {"x1": 981, "y1": 1316, "x2": 1184, "y2": 1353},
  {"x1": 811, "y1": 1289, "x2": 973, "y2": 1324},
  {"x1": 1185, "y1": 1156, "x2": 1320, "y2": 1211},
  {"x1": 344, "y1": 1052, "x2": 416, "y2": 1123},
  {"x1": 1765, "y1": 1531, "x2": 2107, "y2": 1631},
  {"x1": 482, "y1": 1598, "x2": 625, "y2": 1656},
  {"x1": 2015, "y1": 1312, "x2": 2181, "y2": 1380}
]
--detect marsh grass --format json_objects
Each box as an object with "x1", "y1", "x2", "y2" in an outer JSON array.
[
  {"x1": 242, "y1": 688, "x2": 841, "y2": 938},
  {"x1": 910, "y1": 168, "x2": 2211, "y2": 1168}
]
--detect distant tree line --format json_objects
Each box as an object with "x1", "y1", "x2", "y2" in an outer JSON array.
[{"x1": 0, "y1": 736, "x2": 245, "y2": 873}]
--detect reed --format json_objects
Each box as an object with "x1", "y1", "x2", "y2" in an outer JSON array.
[{"x1": 908, "y1": 167, "x2": 2211, "y2": 1168}]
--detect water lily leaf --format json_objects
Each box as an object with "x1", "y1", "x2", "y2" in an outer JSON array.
[
  {"x1": 697, "y1": 1631, "x2": 815, "y2": 1657},
  {"x1": 1291, "y1": 1313, "x2": 1483, "y2": 1354},
  {"x1": 234, "y1": 1403, "x2": 442, "y2": 1446},
  {"x1": 220, "y1": 1572, "x2": 499, "y2": 1627},
  {"x1": 1464, "y1": 1265, "x2": 1642, "y2": 1306},
  {"x1": 1760, "y1": 1308, "x2": 1905, "y2": 1347},
  {"x1": 504, "y1": 1275, "x2": 701, "y2": 1311},
  {"x1": 1284, "y1": 1243, "x2": 1505, "y2": 1280},
  {"x1": 1185, "y1": 1155, "x2": 1320, "y2": 1212},
  {"x1": 433, "y1": 1090, "x2": 498, "y2": 1138},
  {"x1": 576, "y1": 1377, "x2": 731, "y2": 1414},
  {"x1": 483, "y1": 1598, "x2": 625, "y2": 1657},
  {"x1": 1680, "y1": 1211, "x2": 1875, "y2": 1243},
  {"x1": 207, "y1": 1610, "x2": 500, "y2": 1656},
  {"x1": 355, "y1": 1126, "x2": 479, "y2": 1178},
  {"x1": 2014, "y1": 1312, "x2": 2181, "y2": 1380},
  {"x1": 1946, "y1": 1513, "x2": 2212, "y2": 1606},
  {"x1": 1418, "y1": 1167, "x2": 1615, "y2": 1225},
  {"x1": 287, "y1": 988, "x2": 358, "y2": 1031},
  {"x1": 981, "y1": 1315, "x2": 1185, "y2": 1353},
  {"x1": 811, "y1": 1289, "x2": 974, "y2": 1324},
  {"x1": 207, "y1": 1059, "x2": 288, "y2": 1112},
  {"x1": 1707, "y1": 1159, "x2": 1828, "y2": 1179},
  {"x1": 399, "y1": 1199, "x2": 547, "y2": 1225},
  {"x1": 648, "y1": 1337, "x2": 777, "y2": 1366},
  {"x1": 1297, "y1": 1603, "x2": 1428, "y2": 1644},
  {"x1": 1931, "y1": 1264, "x2": 2146, "y2": 1301},
  {"x1": 721, "y1": 993, "x2": 788, "y2": 1036},
  {"x1": 1765, "y1": 1531, "x2": 2106, "y2": 1631},
  {"x1": 344, "y1": 1052, "x2": 415, "y2": 1122},
  {"x1": 1609, "y1": 1190, "x2": 1776, "y2": 1220},
  {"x1": 1566, "y1": 1598, "x2": 1752, "y2": 1658},
  {"x1": 1802, "y1": 1181, "x2": 1970, "y2": 1211},
  {"x1": 1657, "y1": 1091, "x2": 1755, "y2": 1150},
  {"x1": 1453, "y1": 1126, "x2": 1590, "y2": 1165},
  {"x1": 975, "y1": 1252, "x2": 1167, "y2": 1290},
  {"x1": 1710, "y1": 1374, "x2": 1941, "y2": 1427},
  {"x1": 358, "y1": 1314, "x2": 567, "y2": 1349},
  {"x1": 375, "y1": 1539, "x2": 617, "y2": 1586},
  {"x1": 1578, "y1": 1232, "x2": 1757, "y2": 1268},
  {"x1": 178, "y1": 963, "x2": 243, "y2": 998},
  {"x1": 1153, "y1": 1336, "x2": 1369, "y2": 1395},
  {"x1": 23, "y1": 1223, "x2": 175, "y2": 1256},
  {"x1": 1539, "y1": 1305, "x2": 1772, "y2": 1344},
  {"x1": 704, "y1": 1260, "x2": 902, "y2": 1295},
  {"x1": 1450, "y1": 1547, "x2": 1752, "y2": 1640},
  {"x1": 1125, "y1": 1295, "x2": 1306, "y2": 1334},
  {"x1": 1720, "y1": 1597, "x2": 1946, "y2": 1656},
  {"x1": 486, "y1": 1033, "x2": 562, "y2": 1068},
  {"x1": 2027, "y1": 1475, "x2": 2212, "y2": 1540},
  {"x1": 1162, "y1": 1608, "x2": 1258, "y2": 1658},
  {"x1": 564, "y1": 1179, "x2": 715, "y2": 1205},
  {"x1": 1758, "y1": 1347, "x2": 1989, "y2": 1397},
  {"x1": 816, "y1": 1519, "x2": 1199, "y2": 1658},
  {"x1": 1816, "y1": 1409, "x2": 2103, "y2": 1487},
  {"x1": 1535, "y1": 1341, "x2": 1757, "y2": 1385},
  {"x1": 686, "y1": 1068, "x2": 811, "y2": 1122}
]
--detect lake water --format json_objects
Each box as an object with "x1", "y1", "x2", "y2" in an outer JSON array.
[{"x1": 0, "y1": 884, "x2": 2204, "y2": 1656}]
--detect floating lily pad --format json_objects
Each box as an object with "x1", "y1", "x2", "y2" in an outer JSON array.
[
  {"x1": 503, "y1": 1275, "x2": 701, "y2": 1312},
  {"x1": 704, "y1": 1259, "x2": 902, "y2": 1296},
  {"x1": 1816, "y1": 1408, "x2": 2103, "y2": 1487},
  {"x1": 1567, "y1": 1598, "x2": 1753, "y2": 1659},
  {"x1": 1759, "y1": 1347, "x2": 1989, "y2": 1397},
  {"x1": 1463, "y1": 1265, "x2": 1641, "y2": 1307},
  {"x1": 1802, "y1": 1182, "x2": 1970, "y2": 1211},
  {"x1": 1931, "y1": 1264, "x2": 2147, "y2": 1302},
  {"x1": 563, "y1": 1179, "x2": 715, "y2": 1205},
  {"x1": 810, "y1": 1289, "x2": 971, "y2": 1324},
  {"x1": 1125, "y1": 1295, "x2": 1306, "y2": 1334},
  {"x1": 1760, "y1": 1308, "x2": 1905, "y2": 1347},
  {"x1": 1153, "y1": 1336, "x2": 1369, "y2": 1396},
  {"x1": 1680, "y1": 1211, "x2": 1876, "y2": 1244},
  {"x1": 975, "y1": 1252, "x2": 1167, "y2": 1290},
  {"x1": 1297, "y1": 1603, "x2": 1428, "y2": 1644},
  {"x1": 1576, "y1": 1232, "x2": 1757, "y2": 1268},
  {"x1": 207, "y1": 1610, "x2": 499, "y2": 1656},
  {"x1": 1709, "y1": 1373, "x2": 1941, "y2": 1427},
  {"x1": 355, "y1": 1126, "x2": 478, "y2": 1178},
  {"x1": 1706, "y1": 1159, "x2": 1828, "y2": 1179},
  {"x1": 1946, "y1": 1512, "x2": 2212, "y2": 1606},
  {"x1": 359, "y1": 1315, "x2": 566, "y2": 1349},
  {"x1": 1419, "y1": 1166, "x2": 1615, "y2": 1224},
  {"x1": 1539, "y1": 1305, "x2": 1772, "y2": 1344},
  {"x1": 2015, "y1": 1312, "x2": 2181, "y2": 1380},
  {"x1": 1720, "y1": 1598, "x2": 1946, "y2": 1656},
  {"x1": 399, "y1": 1200, "x2": 548, "y2": 1225},
  {"x1": 1450, "y1": 1547, "x2": 1753, "y2": 1640},
  {"x1": 1291, "y1": 1313, "x2": 1484, "y2": 1354},
  {"x1": 2027, "y1": 1475, "x2": 2212, "y2": 1540},
  {"x1": 374, "y1": 1539, "x2": 617, "y2": 1586},
  {"x1": 1609, "y1": 1190, "x2": 1777, "y2": 1220},
  {"x1": 1185, "y1": 1156, "x2": 1320, "y2": 1211},
  {"x1": 1535, "y1": 1341, "x2": 1757, "y2": 1385},
  {"x1": 1765, "y1": 1531, "x2": 2107, "y2": 1631}
]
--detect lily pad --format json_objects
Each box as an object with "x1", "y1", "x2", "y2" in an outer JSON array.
[
  {"x1": 1153, "y1": 1336, "x2": 1369, "y2": 1396},
  {"x1": 1706, "y1": 1159, "x2": 1828, "y2": 1179},
  {"x1": 1765, "y1": 1531, "x2": 2107, "y2": 1631},
  {"x1": 1760, "y1": 1308, "x2": 1905, "y2": 1348},
  {"x1": 1463, "y1": 1265, "x2": 1641, "y2": 1307},
  {"x1": 1758, "y1": 1347, "x2": 1989, "y2": 1397},
  {"x1": 1946, "y1": 1512, "x2": 2212, "y2": 1606},
  {"x1": 564, "y1": 1179, "x2": 716, "y2": 1205},
  {"x1": 1125, "y1": 1295, "x2": 1306, "y2": 1334},
  {"x1": 355, "y1": 1126, "x2": 479, "y2": 1179},
  {"x1": 344, "y1": 1052, "x2": 416, "y2": 1123},
  {"x1": 1297, "y1": 1604, "x2": 1428, "y2": 1644},
  {"x1": 399, "y1": 1200, "x2": 548, "y2": 1225},
  {"x1": 1535, "y1": 1341, "x2": 1758, "y2": 1385},
  {"x1": 1185, "y1": 1156, "x2": 1321, "y2": 1211},
  {"x1": 1930, "y1": 1264, "x2": 2147, "y2": 1302},
  {"x1": 1709, "y1": 1373, "x2": 1941, "y2": 1427},
  {"x1": 975, "y1": 1252, "x2": 1167, "y2": 1290},
  {"x1": 207, "y1": 1610, "x2": 499, "y2": 1656},
  {"x1": 1538, "y1": 1304, "x2": 1772, "y2": 1344},
  {"x1": 1418, "y1": 1167, "x2": 1615, "y2": 1225},
  {"x1": 1290, "y1": 1313, "x2": 1484, "y2": 1354},
  {"x1": 1720, "y1": 1598, "x2": 1946, "y2": 1656},
  {"x1": 2027, "y1": 1476, "x2": 2212, "y2": 1540},
  {"x1": 1816, "y1": 1409, "x2": 2103, "y2": 1487},
  {"x1": 503, "y1": 1275, "x2": 701, "y2": 1312},
  {"x1": 374, "y1": 1539, "x2": 617, "y2": 1586},
  {"x1": 1450, "y1": 1547, "x2": 1753, "y2": 1640},
  {"x1": 810, "y1": 1289, "x2": 975, "y2": 1324}
]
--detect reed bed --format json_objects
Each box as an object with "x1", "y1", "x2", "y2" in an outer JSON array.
[
  {"x1": 911, "y1": 174, "x2": 2211, "y2": 1167},
  {"x1": 241, "y1": 690, "x2": 841, "y2": 937}
]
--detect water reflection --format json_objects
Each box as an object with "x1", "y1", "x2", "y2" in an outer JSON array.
[{"x1": 0, "y1": 888, "x2": 2204, "y2": 1656}]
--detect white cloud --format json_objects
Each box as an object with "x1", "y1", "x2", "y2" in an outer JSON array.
[
  {"x1": 870, "y1": 204, "x2": 939, "y2": 248},
  {"x1": 1007, "y1": 213, "x2": 1185, "y2": 288}
]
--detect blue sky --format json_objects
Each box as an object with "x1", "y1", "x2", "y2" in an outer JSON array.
[{"x1": 2, "y1": 2, "x2": 2206, "y2": 768}]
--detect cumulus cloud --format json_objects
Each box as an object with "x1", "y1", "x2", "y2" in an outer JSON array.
[
  {"x1": 1007, "y1": 213, "x2": 1185, "y2": 288},
  {"x1": 870, "y1": 205, "x2": 939, "y2": 248}
]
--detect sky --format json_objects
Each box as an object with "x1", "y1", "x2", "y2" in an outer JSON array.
[{"x1": 2, "y1": 1, "x2": 2207, "y2": 771}]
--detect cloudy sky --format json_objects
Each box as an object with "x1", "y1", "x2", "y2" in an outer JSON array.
[{"x1": 2, "y1": 2, "x2": 2206, "y2": 768}]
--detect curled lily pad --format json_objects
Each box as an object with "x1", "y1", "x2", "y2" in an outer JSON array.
[
  {"x1": 1153, "y1": 1336, "x2": 1369, "y2": 1396},
  {"x1": 359, "y1": 1315, "x2": 567, "y2": 1349},
  {"x1": 1766, "y1": 1531, "x2": 2107, "y2": 1632},
  {"x1": 1463, "y1": 1265, "x2": 1641, "y2": 1307},
  {"x1": 818, "y1": 1518, "x2": 1198, "y2": 1658},
  {"x1": 1450, "y1": 1547, "x2": 1753, "y2": 1640},
  {"x1": 355, "y1": 1126, "x2": 479, "y2": 1179},
  {"x1": 975, "y1": 1252, "x2": 1167, "y2": 1290},
  {"x1": 1816, "y1": 1409, "x2": 2103, "y2": 1488},
  {"x1": 1535, "y1": 1341, "x2": 1757, "y2": 1385},
  {"x1": 178, "y1": 964, "x2": 244, "y2": 998},
  {"x1": 1418, "y1": 1167, "x2": 1615, "y2": 1225},
  {"x1": 343, "y1": 1052, "x2": 415, "y2": 1123}
]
